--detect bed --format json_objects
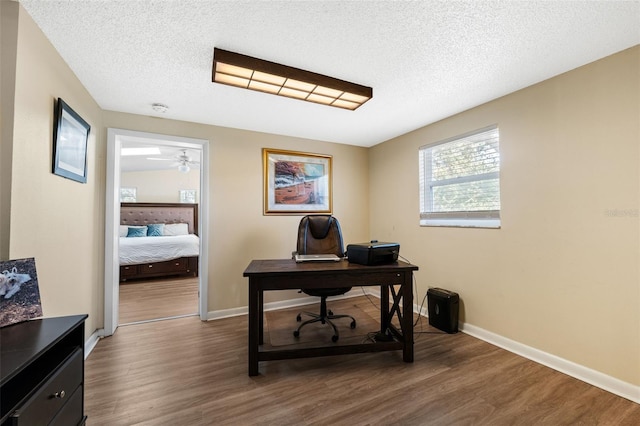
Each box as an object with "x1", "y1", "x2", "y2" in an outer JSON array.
[{"x1": 119, "y1": 202, "x2": 199, "y2": 281}]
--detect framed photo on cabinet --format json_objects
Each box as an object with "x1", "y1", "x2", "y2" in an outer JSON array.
[{"x1": 0, "y1": 258, "x2": 43, "y2": 328}]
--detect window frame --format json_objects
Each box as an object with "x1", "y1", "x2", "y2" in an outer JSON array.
[{"x1": 419, "y1": 125, "x2": 501, "y2": 228}]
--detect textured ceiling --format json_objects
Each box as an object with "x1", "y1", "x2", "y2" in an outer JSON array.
[{"x1": 18, "y1": 0, "x2": 640, "y2": 147}]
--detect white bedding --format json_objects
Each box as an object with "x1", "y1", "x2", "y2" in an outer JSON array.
[{"x1": 119, "y1": 234, "x2": 199, "y2": 265}]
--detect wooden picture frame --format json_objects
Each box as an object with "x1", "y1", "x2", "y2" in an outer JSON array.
[
  {"x1": 52, "y1": 98, "x2": 90, "y2": 183},
  {"x1": 263, "y1": 148, "x2": 332, "y2": 215}
]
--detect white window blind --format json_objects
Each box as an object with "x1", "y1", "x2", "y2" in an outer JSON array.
[{"x1": 419, "y1": 125, "x2": 500, "y2": 228}]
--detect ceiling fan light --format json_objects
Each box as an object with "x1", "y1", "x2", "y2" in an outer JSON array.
[{"x1": 178, "y1": 163, "x2": 190, "y2": 173}]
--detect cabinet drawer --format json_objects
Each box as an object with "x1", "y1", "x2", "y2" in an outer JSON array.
[
  {"x1": 9, "y1": 348, "x2": 83, "y2": 425},
  {"x1": 142, "y1": 258, "x2": 187, "y2": 274},
  {"x1": 120, "y1": 265, "x2": 137, "y2": 277},
  {"x1": 50, "y1": 386, "x2": 84, "y2": 426}
]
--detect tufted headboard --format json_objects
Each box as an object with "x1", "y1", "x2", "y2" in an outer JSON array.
[{"x1": 120, "y1": 203, "x2": 198, "y2": 235}]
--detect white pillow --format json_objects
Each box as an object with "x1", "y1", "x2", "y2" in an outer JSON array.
[
  {"x1": 119, "y1": 225, "x2": 128, "y2": 237},
  {"x1": 164, "y1": 223, "x2": 189, "y2": 236}
]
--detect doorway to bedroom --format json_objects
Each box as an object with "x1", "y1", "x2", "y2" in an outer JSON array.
[{"x1": 105, "y1": 129, "x2": 210, "y2": 336}]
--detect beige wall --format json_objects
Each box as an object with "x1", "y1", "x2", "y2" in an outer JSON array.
[
  {"x1": 4, "y1": 3, "x2": 105, "y2": 338},
  {"x1": 104, "y1": 111, "x2": 370, "y2": 311},
  {"x1": 0, "y1": 2, "x2": 19, "y2": 259},
  {"x1": 369, "y1": 46, "x2": 640, "y2": 385},
  {"x1": 121, "y1": 169, "x2": 201, "y2": 203}
]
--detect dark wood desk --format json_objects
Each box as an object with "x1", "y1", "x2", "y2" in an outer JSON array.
[{"x1": 243, "y1": 259, "x2": 419, "y2": 376}]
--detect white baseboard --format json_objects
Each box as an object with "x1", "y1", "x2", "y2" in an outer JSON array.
[
  {"x1": 206, "y1": 289, "x2": 363, "y2": 321},
  {"x1": 460, "y1": 322, "x2": 640, "y2": 404},
  {"x1": 84, "y1": 329, "x2": 104, "y2": 359}
]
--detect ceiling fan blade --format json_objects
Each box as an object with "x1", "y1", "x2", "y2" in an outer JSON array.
[{"x1": 146, "y1": 157, "x2": 173, "y2": 161}]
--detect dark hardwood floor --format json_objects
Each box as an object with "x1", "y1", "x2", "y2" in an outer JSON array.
[{"x1": 86, "y1": 296, "x2": 640, "y2": 425}]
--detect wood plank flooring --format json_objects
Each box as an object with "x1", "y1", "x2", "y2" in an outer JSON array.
[
  {"x1": 119, "y1": 277, "x2": 198, "y2": 324},
  {"x1": 86, "y1": 296, "x2": 640, "y2": 425}
]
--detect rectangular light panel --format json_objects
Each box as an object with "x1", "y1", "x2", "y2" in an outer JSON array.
[{"x1": 212, "y1": 48, "x2": 372, "y2": 110}]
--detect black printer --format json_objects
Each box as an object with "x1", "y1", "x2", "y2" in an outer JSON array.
[{"x1": 346, "y1": 241, "x2": 400, "y2": 266}]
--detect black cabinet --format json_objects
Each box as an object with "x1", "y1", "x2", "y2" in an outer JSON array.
[{"x1": 1, "y1": 315, "x2": 88, "y2": 425}]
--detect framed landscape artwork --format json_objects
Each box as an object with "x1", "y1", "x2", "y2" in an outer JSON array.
[
  {"x1": 0, "y1": 258, "x2": 43, "y2": 328},
  {"x1": 263, "y1": 148, "x2": 332, "y2": 215},
  {"x1": 52, "y1": 98, "x2": 91, "y2": 183}
]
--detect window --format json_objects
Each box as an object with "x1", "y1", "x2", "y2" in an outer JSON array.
[
  {"x1": 120, "y1": 187, "x2": 137, "y2": 202},
  {"x1": 419, "y1": 125, "x2": 500, "y2": 228}
]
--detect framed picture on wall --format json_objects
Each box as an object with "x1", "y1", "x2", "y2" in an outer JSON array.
[
  {"x1": 179, "y1": 189, "x2": 197, "y2": 203},
  {"x1": 52, "y1": 98, "x2": 91, "y2": 183},
  {"x1": 120, "y1": 187, "x2": 137, "y2": 202},
  {"x1": 263, "y1": 148, "x2": 332, "y2": 215}
]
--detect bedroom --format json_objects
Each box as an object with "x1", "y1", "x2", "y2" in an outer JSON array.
[{"x1": 117, "y1": 143, "x2": 202, "y2": 324}]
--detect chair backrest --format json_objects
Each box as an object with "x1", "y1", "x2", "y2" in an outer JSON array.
[{"x1": 296, "y1": 215, "x2": 344, "y2": 257}]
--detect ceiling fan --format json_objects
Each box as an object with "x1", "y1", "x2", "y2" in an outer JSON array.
[{"x1": 147, "y1": 149, "x2": 200, "y2": 173}]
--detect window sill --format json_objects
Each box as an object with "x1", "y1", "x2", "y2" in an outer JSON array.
[{"x1": 420, "y1": 218, "x2": 501, "y2": 229}]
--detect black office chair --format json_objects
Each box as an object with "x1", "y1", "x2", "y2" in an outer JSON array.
[{"x1": 293, "y1": 215, "x2": 356, "y2": 342}]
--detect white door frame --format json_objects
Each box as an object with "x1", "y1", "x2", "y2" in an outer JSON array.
[{"x1": 104, "y1": 128, "x2": 210, "y2": 336}]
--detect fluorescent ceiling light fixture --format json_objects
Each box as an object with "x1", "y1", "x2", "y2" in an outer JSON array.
[
  {"x1": 212, "y1": 48, "x2": 372, "y2": 110},
  {"x1": 121, "y1": 147, "x2": 161, "y2": 156}
]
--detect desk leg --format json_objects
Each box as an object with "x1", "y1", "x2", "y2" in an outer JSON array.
[
  {"x1": 258, "y1": 290, "x2": 264, "y2": 345},
  {"x1": 248, "y1": 280, "x2": 259, "y2": 376},
  {"x1": 402, "y1": 271, "x2": 414, "y2": 363},
  {"x1": 380, "y1": 284, "x2": 390, "y2": 333}
]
